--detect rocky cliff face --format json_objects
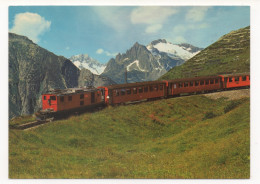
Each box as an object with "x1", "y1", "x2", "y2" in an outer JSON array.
[
  {"x1": 160, "y1": 26, "x2": 250, "y2": 80},
  {"x1": 9, "y1": 33, "x2": 114, "y2": 118},
  {"x1": 102, "y1": 40, "x2": 202, "y2": 84},
  {"x1": 78, "y1": 68, "x2": 116, "y2": 87}
]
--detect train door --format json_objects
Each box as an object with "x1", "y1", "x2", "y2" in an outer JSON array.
[
  {"x1": 100, "y1": 88, "x2": 105, "y2": 102},
  {"x1": 221, "y1": 77, "x2": 228, "y2": 89},
  {"x1": 168, "y1": 83, "x2": 172, "y2": 95},
  {"x1": 91, "y1": 92, "x2": 95, "y2": 104}
]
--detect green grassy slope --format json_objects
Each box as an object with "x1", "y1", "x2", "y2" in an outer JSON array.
[
  {"x1": 9, "y1": 95, "x2": 250, "y2": 178},
  {"x1": 160, "y1": 26, "x2": 250, "y2": 80}
]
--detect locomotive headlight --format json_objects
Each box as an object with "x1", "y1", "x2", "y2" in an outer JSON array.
[{"x1": 107, "y1": 96, "x2": 109, "y2": 99}]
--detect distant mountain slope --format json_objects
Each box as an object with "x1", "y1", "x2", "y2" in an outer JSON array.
[
  {"x1": 70, "y1": 54, "x2": 106, "y2": 75},
  {"x1": 9, "y1": 33, "x2": 114, "y2": 118},
  {"x1": 78, "y1": 68, "x2": 116, "y2": 88},
  {"x1": 160, "y1": 26, "x2": 250, "y2": 80},
  {"x1": 102, "y1": 40, "x2": 202, "y2": 84}
]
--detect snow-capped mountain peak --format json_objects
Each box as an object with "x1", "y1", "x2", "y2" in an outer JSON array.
[
  {"x1": 69, "y1": 54, "x2": 106, "y2": 75},
  {"x1": 147, "y1": 39, "x2": 202, "y2": 61}
]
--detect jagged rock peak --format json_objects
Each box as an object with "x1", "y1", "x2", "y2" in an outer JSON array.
[
  {"x1": 9, "y1": 32, "x2": 34, "y2": 44},
  {"x1": 151, "y1": 39, "x2": 167, "y2": 45}
]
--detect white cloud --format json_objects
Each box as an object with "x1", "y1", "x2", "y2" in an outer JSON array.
[
  {"x1": 131, "y1": 7, "x2": 178, "y2": 25},
  {"x1": 145, "y1": 24, "x2": 162, "y2": 33},
  {"x1": 65, "y1": 46, "x2": 70, "y2": 50},
  {"x1": 186, "y1": 7, "x2": 210, "y2": 22},
  {"x1": 173, "y1": 25, "x2": 187, "y2": 34},
  {"x1": 131, "y1": 7, "x2": 178, "y2": 34},
  {"x1": 197, "y1": 23, "x2": 209, "y2": 29},
  {"x1": 105, "y1": 51, "x2": 118, "y2": 57},
  {"x1": 96, "y1": 48, "x2": 104, "y2": 54},
  {"x1": 93, "y1": 7, "x2": 130, "y2": 32},
  {"x1": 96, "y1": 48, "x2": 117, "y2": 57},
  {"x1": 173, "y1": 36, "x2": 187, "y2": 44},
  {"x1": 173, "y1": 23, "x2": 209, "y2": 34},
  {"x1": 171, "y1": 23, "x2": 209, "y2": 44},
  {"x1": 10, "y1": 12, "x2": 51, "y2": 43}
]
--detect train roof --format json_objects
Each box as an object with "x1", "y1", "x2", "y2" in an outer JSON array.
[
  {"x1": 219, "y1": 72, "x2": 250, "y2": 78},
  {"x1": 167, "y1": 73, "x2": 250, "y2": 83},
  {"x1": 167, "y1": 75, "x2": 221, "y2": 83},
  {"x1": 42, "y1": 86, "x2": 100, "y2": 96},
  {"x1": 104, "y1": 80, "x2": 167, "y2": 90}
]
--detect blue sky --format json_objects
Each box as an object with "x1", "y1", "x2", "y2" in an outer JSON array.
[{"x1": 8, "y1": 6, "x2": 250, "y2": 64}]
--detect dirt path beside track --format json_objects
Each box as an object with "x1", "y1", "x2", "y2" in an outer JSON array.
[{"x1": 203, "y1": 89, "x2": 250, "y2": 100}]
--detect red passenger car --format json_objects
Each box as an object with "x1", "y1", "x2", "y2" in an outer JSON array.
[
  {"x1": 99, "y1": 81, "x2": 168, "y2": 105},
  {"x1": 167, "y1": 76, "x2": 222, "y2": 96},
  {"x1": 219, "y1": 73, "x2": 250, "y2": 89}
]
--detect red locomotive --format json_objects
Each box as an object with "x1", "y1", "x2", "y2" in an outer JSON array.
[
  {"x1": 36, "y1": 73, "x2": 250, "y2": 120},
  {"x1": 37, "y1": 87, "x2": 105, "y2": 120}
]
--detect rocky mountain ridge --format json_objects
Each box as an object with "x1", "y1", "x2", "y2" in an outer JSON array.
[{"x1": 102, "y1": 40, "x2": 202, "y2": 83}]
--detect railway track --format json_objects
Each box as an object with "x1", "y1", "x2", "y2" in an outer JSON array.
[{"x1": 14, "y1": 119, "x2": 53, "y2": 130}]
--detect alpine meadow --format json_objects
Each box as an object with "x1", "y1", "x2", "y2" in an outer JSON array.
[{"x1": 8, "y1": 6, "x2": 250, "y2": 179}]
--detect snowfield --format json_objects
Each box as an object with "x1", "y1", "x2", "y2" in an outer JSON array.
[
  {"x1": 70, "y1": 54, "x2": 106, "y2": 75},
  {"x1": 151, "y1": 42, "x2": 199, "y2": 60}
]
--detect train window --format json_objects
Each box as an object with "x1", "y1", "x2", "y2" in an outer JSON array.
[
  {"x1": 200, "y1": 81, "x2": 204, "y2": 85},
  {"x1": 115, "y1": 90, "x2": 120, "y2": 96},
  {"x1": 235, "y1": 77, "x2": 239, "y2": 81},
  {"x1": 224, "y1": 78, "x2": 227, "y2": 82},
  {"x1": 150, "y1": 86, "x2": 153, "y2": 92},
  {"x1": 210, "y1": 79, "x2": 214, "y2": 84},
  {"x1": 242, "y1": 76, "x2": 247, "y2": 81},
  {"x1": 174, "y1": 84, "x2": 177, "y2": 89},
  {"x1": 205, "y1": 80, "x2": 209, "y2": 85},
  {"x1": 68, "y1": 96, "x2": 72, "y2": 101},
  {"x1": 133, "y1": 88, "x2": 137, "y2": 94},
  {"x1": 50, "y1": 96, "x2": 56, "y2": 100},
  {"x1": 184, "y1": 82, "x2": 188, "y2": 87},
  {"x1": 179, "y1": 83, "x2": 183, "y2": 88},
  {"x1": 139, "y1": 87, "x2": 143, "y2": 93},
  {"x1": 44, "y1": 96, "x2": 46, "y2": 100},
  {"x1": 215, "y1": 79, "x2": 219, "y2": 83},
  {"x1": 126, "y1": 89, "x2": 131, "y2": 95},
  {"x1": 229, "y1": 77, "x2": 233, "y2": 82},
  {"x1": 121, "y1": 89, "x2": 126, "y2": 95},
  {"x1": 80, "y1": 94, "x2": 84, "y2": 99},
  {"x1": 80, "y1": 101, "x2": 84, "y2": 106},
  {"x1": 144, "y1": 86, "x2": 148, "y2": 92},
  {"x1": 154, "y1": 85, "x2": 158, "y2": 91},
  {"x1": 160, "y1": 85, "x2": 163, "y2": 90},
  {"x1": 190, "y1": 82, "x2": 194, "y2": 87},
  {"x1": 195, "y1": 81, "x2": 199, "y2": 86},
  {"x1": 60, "y1": 96, "x2": 64, "y2": 102}
]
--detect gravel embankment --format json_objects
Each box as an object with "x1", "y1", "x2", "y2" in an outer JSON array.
[{"x1": 203, "y1": 89, "x2": 250, "y2": 100}]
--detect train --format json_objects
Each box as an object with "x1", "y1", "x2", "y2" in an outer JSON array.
[{"x1": 35, "y1": 73, "x2": 250, "y2": 121}]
